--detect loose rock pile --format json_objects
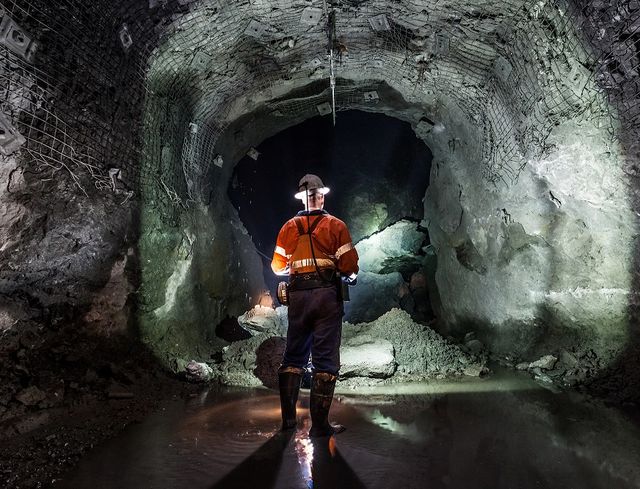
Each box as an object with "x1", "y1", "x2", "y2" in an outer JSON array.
[
  {"x1": 0, "y1": 321, "x2": 199, "y2": 489},
  {"x1": 206, "y1": 307, "x2": 486, "y2": 387},
  {"x1": 497, "y1": 348, "x2": 614, "y2": 391},
  {"x1": 342, "y1": 309, "x2": 486, "y2": 382}
]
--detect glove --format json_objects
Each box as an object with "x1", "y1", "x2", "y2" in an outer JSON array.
[
  {"x1": 274, "y1": 266, "x2": 290, "y2": 277},
  {"x1": 342, "y1": 274, "x2": 357, "y2": 286}
]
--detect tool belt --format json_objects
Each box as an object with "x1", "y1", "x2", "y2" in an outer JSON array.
[{"x1": 288, "y1": 271, "x2": 337, "y2": 292}]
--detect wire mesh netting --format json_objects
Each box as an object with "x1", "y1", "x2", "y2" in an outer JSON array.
[{"x1": 0, "y1": 0, "x2": 638, "y2": 205}]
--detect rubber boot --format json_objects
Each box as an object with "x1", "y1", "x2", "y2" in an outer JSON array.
[
  {"x1": 278, "y1": 367, "x2": 303, "y2": 431},
  {"x1": 309, "y1": 372, "x2": 345, "y2": 437}
]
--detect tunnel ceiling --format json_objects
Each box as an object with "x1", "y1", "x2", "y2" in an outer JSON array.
[
  {"x1": 142, "y1": 0, "x2": 635, "y2": 203},
  {"x1": 1, "y1": 0, "x2": 638, "y2": 201}
]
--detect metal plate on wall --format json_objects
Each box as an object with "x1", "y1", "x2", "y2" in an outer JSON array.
[
  {"x1": 432, "y1": 33, "x2": 449, "y2": 55},
  {"x1": 119, "y1": 24, "x2": 133, "y2": 50},
  {"x1": 317, "y1": 102, "x2": 332, "y2": 116},
  {"x1": 301, "y1": 7, "x2": 323, "y2": 25},
  {"x1": 363, "y1": 91, "x2": 379, "y2": 101},
  {"x1": 493, "y1": 55, "x2": 513, "y2": 83},
  {"x1": 191, "y1": 50, "x2": 211, "y2": 69},
  {"x1": 244, "y1": 19, "x2": 268, "y2": 39},
  {"x1": 0, "y1": 113, "x2": 26, "y2": 155},
  {"x1": 0, "y1": 10, "x2": 37, "y2": 62},
  {"x1": 368, "y1": 14, "x2": 391, "y2": 32}
]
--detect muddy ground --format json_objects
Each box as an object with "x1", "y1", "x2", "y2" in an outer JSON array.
[{"x1": 0, "y1": 321, "x2": 202, "y2": 489}]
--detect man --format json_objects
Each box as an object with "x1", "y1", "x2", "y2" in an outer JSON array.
[{"x1": 271, "y1": 174, "x2": 358, "y2": 437}]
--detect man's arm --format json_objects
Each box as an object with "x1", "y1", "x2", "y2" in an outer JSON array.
[
  {"x1": 271, "y1": 221, "x2": 294, "y2": 276},
  {"x1": 334, "y1": 221, "x2": 359, "y2": 283}
]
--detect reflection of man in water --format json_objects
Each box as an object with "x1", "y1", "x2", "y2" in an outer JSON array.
[{"x1": 271, "y1": 174, "x2": 358, "y2": 437}]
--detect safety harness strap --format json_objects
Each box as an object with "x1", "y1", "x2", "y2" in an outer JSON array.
[{"x1": 294, "y1": 214, "x2": 325, "y2": 236}]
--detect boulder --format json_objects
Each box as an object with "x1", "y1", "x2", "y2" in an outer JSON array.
[
  {"x1": 340, "y1": 335, "x2": 396, "y2": 378},
  {"x1": 465, "y1": 339, "x2": 484, "y2": 354},
  {"x1": 15, "y1": 386, "x2": 46, "y2": 406},
  {"x1": 560, "y1": 350, "x2": 579, "y2": 368},
  {"x1": 529, "y1": 355, "x2": 557, "y2": 370},
  {"x1": 184, "y1": 360, "x2": 214, "y2": 383},
  {"x1": 463, "y1": 364, "x2": 488, "y2": 377},
  {"x1": 237, "y1": 305, "x2": 285, "y2": 336}
]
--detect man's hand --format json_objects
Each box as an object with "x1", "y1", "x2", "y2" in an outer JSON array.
[
  {"x1": 342, "y1": 273, "x2": 357, "y2": 286},
  {"x1": 274, "y1": 266, "x2": 290, "y2": 277}
]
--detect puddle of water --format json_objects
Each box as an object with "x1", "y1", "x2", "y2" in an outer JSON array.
[{"x1": 54, "y1": 371, "x2": 640, "y2": 489}]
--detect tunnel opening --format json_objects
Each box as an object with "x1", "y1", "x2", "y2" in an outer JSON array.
[{"x1": 227, "y1": 109, "x2": 435, "y2": 325}]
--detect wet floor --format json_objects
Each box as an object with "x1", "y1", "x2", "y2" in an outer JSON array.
[{"x1": 54, "y1": 369, "x2": 640, "y2": 489}]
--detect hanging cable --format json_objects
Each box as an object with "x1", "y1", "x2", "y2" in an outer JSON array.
[
  {"x1": 330, "y1": 45, "x2": 336, "y2": 126},
  {"x1": 324, "y1": 3, "x2": 337, "y2": 126}
]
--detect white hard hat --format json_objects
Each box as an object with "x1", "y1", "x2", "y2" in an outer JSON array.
[{"x1": 294, "y1": 174, "x2": 330, "y2": 200}]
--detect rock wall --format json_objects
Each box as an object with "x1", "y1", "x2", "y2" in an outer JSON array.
[
  {"x1": 0, "y1": 1, "x2": 148, "y2": 336},
  {"x1": 424, "y1": 113, "x2": 636, "y2": 361}
]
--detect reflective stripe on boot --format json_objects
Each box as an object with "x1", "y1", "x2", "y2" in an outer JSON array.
[
  {"x1": 309, "y1": 372, "x2": 345, "y2": 437},
  {"x1": 278, "y1": 368, "x2": 303, "y2": 431}
]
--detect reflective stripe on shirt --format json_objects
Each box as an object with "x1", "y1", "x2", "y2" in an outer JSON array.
[
  {"x1": 290, "y1": 258, "x2": 335, "y2": 270},
  {"x1": 274, "y1": 245, "x2": 289, "y2": 258},
  {"x1": 335, "y1": 242, "x2": 354, "y2": 259}
]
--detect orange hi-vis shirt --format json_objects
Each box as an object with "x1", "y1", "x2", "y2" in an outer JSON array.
[{"x1": 271, "y1": 210, "x2": 359, "y2": 277}]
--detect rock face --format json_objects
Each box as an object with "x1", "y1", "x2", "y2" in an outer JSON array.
[
  {"x1": 356, "y1": 220, "x2": 427, "y2": 273},
  {"x1": 345, "y1": 271, "x2": 407, "y2": 323},
  {"x1": 425, "y1": 118, "x2": 636, "y2": 364},
  {"x1": 345, "y1": 220, "x2": 430, "y2": 323}
]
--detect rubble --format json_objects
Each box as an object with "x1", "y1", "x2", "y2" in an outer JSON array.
[
  {"x1": 0, "y1": 320, "x2": 201, "y2": 489},
  {"x1": 529, "y1": 355, "x2": 558, "y2": 370},
  {"x1": 15, "y1": 386, "x2": 46, "y2": 406},
  {"x1": 502, "y1": 347, "x2": 634, "y2": 399},
  {"x1": 345, "y1": 309, "x2": 484, "y2": 379},
  {"x1": 215, "y1": 334, "x2": 285, "y2": 388},
  {"x1": 215, "y1": 307, "x2": 485, "y2": 387}
]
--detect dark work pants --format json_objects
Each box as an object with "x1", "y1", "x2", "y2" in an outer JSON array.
[{"x1": 282, "y1": 286, "x2": 343, "y2": 375}]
